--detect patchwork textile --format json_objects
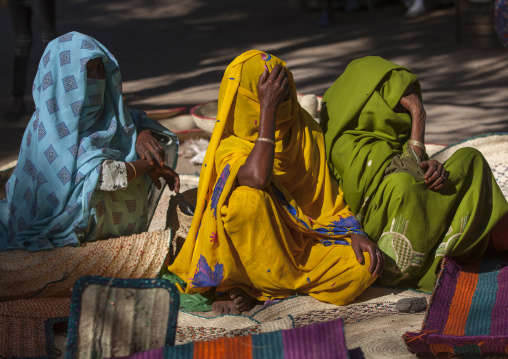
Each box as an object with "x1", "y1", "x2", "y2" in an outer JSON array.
[
  {"x1": 116, "y1": 319, "x2": 350, "y2": 359},
  {"x1": 66, "y1": 276, "x2": 180, "y2": 359},
  {"x1": 403, "y1": 255, "x2": 508, "y2": 356}
]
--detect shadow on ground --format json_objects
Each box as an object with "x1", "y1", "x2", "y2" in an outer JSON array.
[{"x1": 0, "y1": 0, "x2": 506, "y2": 167}]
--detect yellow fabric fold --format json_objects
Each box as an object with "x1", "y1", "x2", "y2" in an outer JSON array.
[{"x1": 169, "y1": 50, "x2": 375, "y2": 305}]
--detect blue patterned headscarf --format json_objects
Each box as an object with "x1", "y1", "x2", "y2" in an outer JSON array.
[{"x1": 0, "y1": 32, "x2": 146, "y2": 250}]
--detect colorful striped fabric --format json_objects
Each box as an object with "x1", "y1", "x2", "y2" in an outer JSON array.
[
  {"x1": 117, "y1": 319, "x2": 349, "y2": 359},
  {"x1": 403, "y1": 255, "x2": 508, "y2": 356}
]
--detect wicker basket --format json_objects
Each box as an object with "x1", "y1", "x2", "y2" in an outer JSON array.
[
  {"x1": 166, "y1": 188, "x2": 197, "y2": 265},
  {"x1": 190, "y1": 101, "x2": 217, "y2": 136}
]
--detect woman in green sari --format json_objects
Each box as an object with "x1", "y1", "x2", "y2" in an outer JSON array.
[{"x1": 321, "y1": 56, "x2": 508, "y2": 293}]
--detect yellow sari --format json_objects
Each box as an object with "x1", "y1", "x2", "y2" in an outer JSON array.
[{"x1": 169, "y1": 50, "x2": 376, "y2": 305}]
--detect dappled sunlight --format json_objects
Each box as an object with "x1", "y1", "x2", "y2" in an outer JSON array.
[
  {"x1": 79, "y1": 0, "x2": 204, "y2": 23},
  {"x1": 130, "y1": 83, "x2": 220, "y2": 108},
  {"x1": 426, "y1": 104, "x2": 508, "y2": 144},
  {"x1": 0, "y1": 0, "x2": 506, "y2": 145},
  {"x1": 124, "y1": 66, "x2": 225, "y2": 93},
  {"x1": 187, "y1": 11, "x2": 248, "y2": 25}
]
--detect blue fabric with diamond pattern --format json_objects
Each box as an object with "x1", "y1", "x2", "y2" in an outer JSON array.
[{"x1": 0, "y1": 32, "x2": 173, "y2": 251}]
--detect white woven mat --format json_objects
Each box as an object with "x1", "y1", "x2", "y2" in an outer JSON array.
[
  {"x1": 430, "y1": 133, "x2": 508, "y2": 200},
  {"x1": 158, "y1": 133, "x2": 508, "y2": 357}
]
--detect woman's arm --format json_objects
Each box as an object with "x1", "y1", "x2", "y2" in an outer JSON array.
[
  {"x1": 124, "y1": 159, "x2": 155, "y2": 183},
  {"x1": 400, "y1": 86, "x2": 426, "y2": 159},
  {"x1": 125, "y1": 159, "x2": 180, "y2": 192},
  {"x1": 237, "y1": 64, "x2": 289, "y2": 189},
  {"x1": 399, "y1": 86, "x2": 448, "y2": 190}
]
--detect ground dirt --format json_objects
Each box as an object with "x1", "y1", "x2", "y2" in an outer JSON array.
[{"x1": 0, "y1": 0, "x2": 507, "y2": 173}]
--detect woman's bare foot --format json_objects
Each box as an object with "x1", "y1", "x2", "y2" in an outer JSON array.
[
  {"x1": 229, "y1": 288, "x2": 258, "y2": 312},
  {"x1": 212, "y1": 294, "x2": 240, "y2": 314},
  {"x1": 211, "y1": 288, "x2": 260, "y2": 315}
]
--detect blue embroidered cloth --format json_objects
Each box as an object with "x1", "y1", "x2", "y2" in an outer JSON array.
[{"x1": 0, "y1": 32, "x2": 176, "y2": 251}]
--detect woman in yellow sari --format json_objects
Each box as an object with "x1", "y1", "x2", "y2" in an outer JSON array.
[{"x1": 168, "y1": 50, "x2": 383, "y2": 314}]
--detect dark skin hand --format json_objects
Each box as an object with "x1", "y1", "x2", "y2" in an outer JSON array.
[
  {"x1": 351, "y1": 234, "x2": 384, "y2": 277},
  {"x1": 137, "y1": 129, "x2": 166, "y2": 167},
  {"x1": 237, "y1": 63, "x2": 289, "y2": 188},
  {"x1": 135, "y1": 129, "x2": 180, "y2": 192},
  {"x1": 147, "y1": 164, "x2": 180, "y2": 192},
  {"x1": 85, "y1": 58, "x2": 180, "y2": 193},
  {"x1": 123, "y1": 159, "x2": 180, "y2": 192},
  {"x1": 399, "y1": 85, "x2": 448, "y2": 190},
  {"x1": 121, "y1": 136, "x2": 180, "y2": 193}
]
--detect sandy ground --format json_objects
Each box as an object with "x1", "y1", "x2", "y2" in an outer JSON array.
[
  {"x1": 0, "y1": 0, "x2": 507, "y2": 173},
  {"x1": 0, "y1": 2, "x2": 507, "y2": 357}
]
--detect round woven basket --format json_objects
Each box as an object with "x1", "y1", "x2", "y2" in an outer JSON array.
[
  {"x1": 166, "y1": 188, "x2": 197, "y2": 265},
  {"x1": 190, "y1": 101, "x2": 217, "y2": 135}
]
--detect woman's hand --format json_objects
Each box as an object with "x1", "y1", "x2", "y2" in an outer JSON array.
[
  {"x1": 236, "y1": 64, "x2": 289, "y2": 189},
  {"x1": 257, "y1": 63, "x2": 289, "y2": 112},
  {"x1": 421, "y1": 159, "x2": 448, "y2": 190},
  {"x1": 350, "y1": 234, "x2": 384, "y2": 277},
  {"x1": 399, "y1": 93, "x2": 425, "y2": 118},
  {"x1": 136, "y1": 130, "x2": 166, "y2": 167},
  {"x1": 147, "y1": 165, "x2": 180, "y2": 192}
]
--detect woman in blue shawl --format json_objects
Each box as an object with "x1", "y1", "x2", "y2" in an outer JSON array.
[{"x1": 0, "y1": 31, "x2": 180, "y2": 251}]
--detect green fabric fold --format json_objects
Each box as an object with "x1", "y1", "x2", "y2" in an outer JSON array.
[
  {"x1": 159, "y1": 267, "x2": 213, "y2": 312},
  {"x1": 322, "y1": 56, "x2": 508, "y2": 292}
]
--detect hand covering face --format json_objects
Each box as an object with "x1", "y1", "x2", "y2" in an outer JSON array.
[{"x1": 169, "y1": 51, "x2": 373, "y2": 306}]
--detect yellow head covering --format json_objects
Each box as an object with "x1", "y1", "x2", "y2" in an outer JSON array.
[{"x1": 169, "y1": 50, "x2": 368, "y2": 299}]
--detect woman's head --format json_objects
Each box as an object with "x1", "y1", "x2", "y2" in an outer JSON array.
[
  {"x1": 223, "y1": 51, "x2": 299, "y2": 142},
  {"x1": 86, "y1": 57, "x2": 106, "y2": 80},
  {"x1": 31, "y1": 32, "x2": 123, "y2": 132}
]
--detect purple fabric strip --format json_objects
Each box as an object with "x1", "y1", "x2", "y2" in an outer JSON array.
[
  {"x1": 423, "y1": 259, "x2": 461, "y2": 332},
  {"x1": 489, "y1": 257, "x2": 508, "y2": 335},
  {"x1": 425, "y1": 334, "x2": 508, "y2": 346},
  {"x1": 403, "y1": 332, "x2": 432, "y2": 354},
  {"x1": 114, "y1": 347, "x2": 163, "y2": 359},
  {"x1": 404, "y1": 255, "x2": 508, "y2": 356},
  {"x1": 281, "y1": 319, "x2": 348, "y2": 359}
]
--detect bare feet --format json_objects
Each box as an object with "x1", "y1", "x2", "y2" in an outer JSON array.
[
  {"x1": 230, "y1": 288, "x2": 258, "y2": 312},
  {"x1": 211, "y1": 288, "x2": 259, "y2": 315}
]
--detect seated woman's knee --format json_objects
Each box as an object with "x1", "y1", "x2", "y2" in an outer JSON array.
[
  {"x1": 227, "y1": 186, "x2": 269, "y2": 215},
  {"x1": 454, "y1": 147, "x2": 484, "y2": 162}
]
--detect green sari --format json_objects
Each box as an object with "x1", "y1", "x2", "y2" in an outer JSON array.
[{"x1": 321, "y1": 56, "x2": 508, "y2": 293}]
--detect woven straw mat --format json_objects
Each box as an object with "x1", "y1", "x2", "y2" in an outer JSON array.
[
  {"x1": 0, "y1": 229, "x2": 172, "y2": 301},
  {"x1": 0, "y1": 297, "x2": 70, "y2": 358}
]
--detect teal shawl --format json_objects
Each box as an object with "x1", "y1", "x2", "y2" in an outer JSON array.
[{"x1": 0, "y1": 32, "x2": 175, "y2": 251}]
